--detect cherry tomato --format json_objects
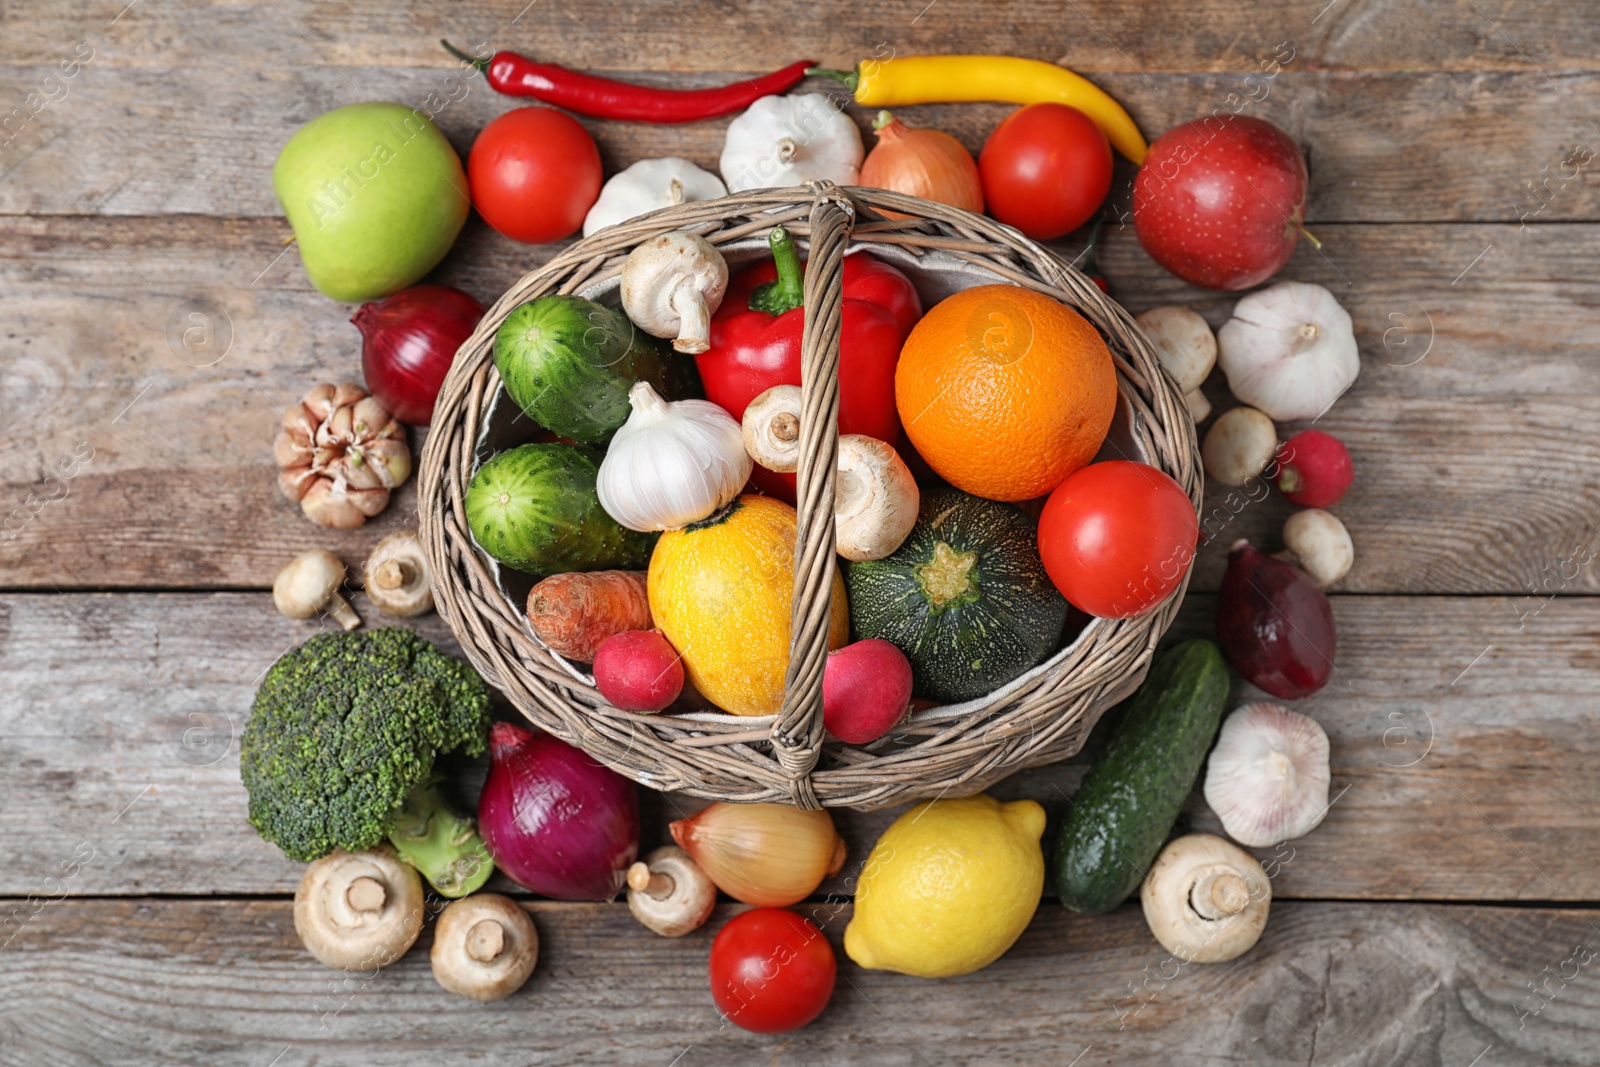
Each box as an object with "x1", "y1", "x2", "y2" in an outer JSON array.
[
  {"x1": 467, "y1": 107, "x2": 601, "y2": 243},
  {"x1": 979, "y1": 104, "x2": 1113, "y2": 239},
  {"x1": 708, "y1": 908, "x2": 836, "y2": 1033},
  {"x1": 1037, "y1": 460, "x2": 1198, "y2": 619}
]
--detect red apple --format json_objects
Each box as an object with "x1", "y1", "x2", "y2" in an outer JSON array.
[{"x1": 1133, "y1": 115, "x2": 1308, "y2": 290}]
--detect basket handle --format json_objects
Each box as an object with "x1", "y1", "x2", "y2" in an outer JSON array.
[{"x1": 769, "y1": 186, "x2": 855, "y2": 808}]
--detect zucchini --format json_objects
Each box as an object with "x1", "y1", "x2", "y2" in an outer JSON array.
[
  {"x1": 493, "y1": 294, "x2": 700, "y2": 444},
  {"x1": 465, "y1": 443, "x2": 656, "y2": 576},
  {"x1": 1051, "y1": 639, "x2": 1229, "y2": 914},
  {"x1": 844, "y1": 487, "x2": 1068, "y2": 703}
]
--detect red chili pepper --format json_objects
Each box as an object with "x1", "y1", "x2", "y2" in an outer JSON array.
[
  {"x1": 697, "y1": 227, "x2": 922, "y2": 501},
  {"x1": 444, "y1": 41, "x2": 815, "y2": 124}
]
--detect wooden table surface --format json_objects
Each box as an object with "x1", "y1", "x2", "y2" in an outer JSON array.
[{"x1": 4, "y1": 1, "x2": 1599, "y2": 1063}]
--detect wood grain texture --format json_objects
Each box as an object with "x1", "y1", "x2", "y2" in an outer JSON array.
[
  {"x1": 0, "y1": 60, "x2": 1595, "y2": 222},
  {"x1": 1, "y1": 214, "x2": 1595, "y2": 594},
  {"x1": 7, "y1": 0, "x2": 1600, "y2": 74},
  {"x1": 4, "y1": 896, "x2": 1599, "y2": 1066},
  {"x1": 4, "y1": 590, "x2": 1596, "y2": 902}
]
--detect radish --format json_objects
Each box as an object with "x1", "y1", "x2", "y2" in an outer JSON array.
[
  {"x1": 593, "y1": 630, "x2": 684, "y2": 712},
  {"x1": 822, "y1": 639, "x2": 914, "y2": 744},
  {"x1": 1274, "y1": 430, "x2": 1353, "y2": 508}
]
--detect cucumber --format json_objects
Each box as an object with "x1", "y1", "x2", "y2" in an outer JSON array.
[
  {"x1": 465, "y1": 443, "x2": 656, "y2": 576},
  {"x1": 1051, "y1": 639, "x2": 1229, "y2": 914},
  {"x1": 493, "y1": 294, "x2": 700, "y2": 444}
]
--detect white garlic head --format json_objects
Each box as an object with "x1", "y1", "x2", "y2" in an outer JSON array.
[
  {"x1": 597, "y1": 382, "x2": 752, "y2": 532},
  {"x1": 583, "y1": 158, "x2": 727, "y2": 237},
  {"x1": 1217, "y1": 281, "x2": 1359, "y2": 422},
  {"x1": 1204, "y1": 702, "x2": 1331, "y2": 848},
  {"x1": 720, "y1": 94, "x2": 863, "y2": 193}
]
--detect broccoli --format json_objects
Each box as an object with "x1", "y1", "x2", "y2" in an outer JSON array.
[{"x1": 240, "y1": 627, "x2": 495, "y2": 898}]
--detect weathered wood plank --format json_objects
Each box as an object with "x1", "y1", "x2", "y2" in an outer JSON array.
[
  {"x1": 3, "y1": 897, "x2": 1597, "y2": 1065},
  {"x1": 0, "y1": 58, "x2": 1595, "y2": 222},
  {"x1": 8, "y1": 0, "x2": 1600, "y2": 74},
  {"x1": 3, "y1": 591, "x2": 1595, "y2": 902},
  {"x1": 1, "y1": 214, "x2": 1594, "y2": 594}
]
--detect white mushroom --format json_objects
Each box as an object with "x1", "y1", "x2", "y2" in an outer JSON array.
[
  {"x1": 1204, "y1": 702, "x2": 1332, "y2": 847},
  {"x1": 1282, "y1": 509, "x2": 1353, "y2": 588},
  {"x1": 362, "y1": 531, "x2": 434, "y2": 617},
  {"x1": 620, "y1": 232, "x2": 730, "y2": 354},
  {"x1": 1141, "y1": 834, "x2": 1271, "y2": 963},
  {"x1": 836, "y1": 436, "x2": 919, "y2": 561},
  {"x1": 1202, "y1": 407, "x2": 1278, "y2": 487},
  {"x1": 273, "y1": 549, "x2": 361, "y2": 630},
  {"x1": 1217, "y1": 281, "x2": 1360, "y2": 422},
  {"x1": 430, "y1": 894, "x2": 540, "y2": 1002},
  {"x1": 1136, "y1": 306, "x2": 1216, "y2": 423},
  {"x1": 626, "y1": 845, "x2": 718, "y2": 938},
  {"x1": 293, "y1": 846, "x2": 424, "y2": 971},
  {"x1": 741, "y1": 384, "x2": 804, "y2": 473}
]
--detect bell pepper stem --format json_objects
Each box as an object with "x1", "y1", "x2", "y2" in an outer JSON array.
[
  {"x1": 806, "y1": 66, "x2": 860, "y2": 93},
  {"x1": 441, "y1": 39, "x2": 490, "y2": 73},
  {"x1": 1081, "y1": 212, "x2": 1107, "y2": 278},
  {"x1": 748, "y1": 227, "x2": 806, "y2": 316}
]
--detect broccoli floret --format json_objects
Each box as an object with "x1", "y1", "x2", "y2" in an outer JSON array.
[{"x1": 240, "y1": 628, "x2": 494, "y2": 897}]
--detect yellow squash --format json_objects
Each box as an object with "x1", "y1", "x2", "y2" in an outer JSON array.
[{"x1": 648, "y1": 495, "x2": 849, "y2": 717}]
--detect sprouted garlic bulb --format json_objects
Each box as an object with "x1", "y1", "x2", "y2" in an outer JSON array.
[
  {"x1": 596, "y1": 382, "x2": 752, "y2": 532},
  {"x1": 668, "y1": 801, "x2": 847, "y2": 907}
]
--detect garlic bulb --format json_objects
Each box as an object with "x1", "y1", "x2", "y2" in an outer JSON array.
[
  {"x1": 721, "y1": 94, "x2": 863, "y2": 193},
  {"x1": 1204, "y1": 702, "x2": 1331, "y2": 847},
  {"x1": 1217, "y1": 281, "x2": 1359, "y2": 421},
  {"x1": 583, "y1": 158, "x2": 727, "y2": 237},
  {"x1": 668, "y1": 802, "x2": 847, "y2": 907},
  {"x1": 596, "y1": 381, "x2": 752, "y2": 532}
]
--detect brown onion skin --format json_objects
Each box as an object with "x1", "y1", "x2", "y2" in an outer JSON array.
[
  {"x1": 353, "y1": 285, "x2": 485, "y2": 426},
  {"x1": 1215, "y1": 540, "x2": 1335, "y2": 699},
  {"x1": 478, "y1": 721, "x2": 639, "y2": 900}
]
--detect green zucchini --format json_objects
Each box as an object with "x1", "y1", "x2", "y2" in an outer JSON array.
[
  {"x1": 493, "y1": 294, "x2": 700, "y2": 444},
  {"x1": 465, "y1": 443, "x2": 656, "y2": 576},
  {"x1": 844, "y1": 487, "x2": 1068, "y2": 703},
  {"x1": 1051, "y1": 639, "x2": 1229, "y2": 914}
]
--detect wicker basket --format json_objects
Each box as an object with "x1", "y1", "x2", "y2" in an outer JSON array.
[{"x1": 420, "y1": 183, "x2": 1200, "y2": 810}]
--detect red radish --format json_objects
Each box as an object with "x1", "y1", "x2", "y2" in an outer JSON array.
[
  {"x1": 1133, "y1": 116, "x2": 1309, "y2": 291},
  {"x1": 822, "y1": 639, "x2": 913, "y2": 744},
  {"x1": 1274, "y1": 430, "x2": 1353, "y2": 508},
  {"x1": 593, "y1": 630, "x2": 684, "y2": 712}
]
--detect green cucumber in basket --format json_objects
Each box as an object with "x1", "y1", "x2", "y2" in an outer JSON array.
[
  {"x1": 466, "y1": 443, "x2": 656, "y2": 576},
  {"x1": 493, "y1": 294, "x2": 700, "y2": 444},
  {"x1": 1051, "y1": 639, "x2": 1229, "y2": 914}
]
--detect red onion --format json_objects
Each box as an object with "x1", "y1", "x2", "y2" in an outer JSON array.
[
  {"x1": 478, "y1": 720, "x2": 639, "y2": 900},
  {"x1": 1215, "y1": 540, "x2": 1336, "y2": 699},
  {"x1": 353, "y1": 284, "x2": 485, "y2": 426}
]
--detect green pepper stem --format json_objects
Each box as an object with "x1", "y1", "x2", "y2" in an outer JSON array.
[
  {"x1": 441, "y1": 39, "x2": 490, "y2": 73},
  {"x1": 748, "y1": 227, "x2": 806, "y2": 316},
  {"x1": 805, "y1": 66, "x2": 861, "y2": 93},
  {"x1": 1082, "y1": 212, "x2": 1108, "y2": 277}
]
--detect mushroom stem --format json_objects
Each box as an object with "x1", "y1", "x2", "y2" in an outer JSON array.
[
  {"x1": 626, "y1": 846, "x2": 716, "y2": 938},
  {"x1": 669, "y1": 284, "x2": 713, "y2": 354},
  {"x1": 345, "y1": 875, "x2": 386, "y2": 914},
  {"x1": 326, "y1": 591, "x2": 362, "y2": 631},
  {"x1": 371, "y1": 559, "x2": 414, "y2": 591},
  {"x1": 626, "y1": 861, "x2": 675, "y2": 899},
  {"x1": 1190, "y1": 869, "x2": 1249, "y2": 920},
  {"x1": 465, "y1": 918, "x2": 506, "y2": 963}
]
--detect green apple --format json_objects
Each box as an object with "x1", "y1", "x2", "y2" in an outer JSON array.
[{"x1": 273, "y1": 102, "x2": 471, "y2": 302}]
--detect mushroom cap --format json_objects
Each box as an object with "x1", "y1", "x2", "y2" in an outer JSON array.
[
  {"x1": 620, "y1": 232, "x2": 729, "y2": 349},
  {"x1": 1140, "y1": 834, "x2": 1270, "y2": 964},
  {"x1": 1282, "y1": 509, "x2": 1354, "y2": 588},
  {"x1": 835, "y1": 435, "x2": 919, "y2": 562},
  {"x1": 273, "y1": 549, "x2": 346, "y2": 620},
  {"x1": 741, "y1": 384, "x2": 803, "y2": 474},
  {"x1": 1135, "y1": 306, "x2": 1217, "y2": 392},
  {"x1": 430, "y1": 894, "x2": 539, "y2": 1001},
  {"x1": 1205, "y1": 702, "x2": 1332, "y2": 847},
  {"x1": 626, "y1": 845, "x2": 717, "y2": 938},
  {"x1": 293, "y1": 846, "x2": 424, "y2": 971},
  {"x1": 363, "y1": 531, "x2": 434, "y2": 617},
  {"x1": 1202, "y1": 406, "x2": 1277, "y2": 487}
]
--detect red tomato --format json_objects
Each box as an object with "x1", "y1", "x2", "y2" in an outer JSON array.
[
  {"x1": 1038, "y1": 460, "x2": 1198, "y2": 619},
  {"x1": 467, "y1": 107, "x2": 601, "y2": 243},
  {"x1": 979, "y1": 104, "x2": 1113, "y2": 239},
  {"x1": 708, "y1": 908, "x2": 836, "y2": 1034}
]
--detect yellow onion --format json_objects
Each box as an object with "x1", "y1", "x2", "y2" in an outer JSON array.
[
  {"x1": 859, "y1": 110, "x2": 984, "y2": 218},
  {"x1": 668, "y1": 802, "x2": 847, "y2": 907}
]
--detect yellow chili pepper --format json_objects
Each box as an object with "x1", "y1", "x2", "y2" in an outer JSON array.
[{"x1": 810, "y1": 55, "x2": 1147, "y2": 165}]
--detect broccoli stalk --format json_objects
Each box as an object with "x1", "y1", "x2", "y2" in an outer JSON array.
[{"x1": 387, "y1": 776, "x2": 493, "y2": 899}]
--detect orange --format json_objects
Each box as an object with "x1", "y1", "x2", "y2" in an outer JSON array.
[{"x1": 895, "y1": 284, "x2": 1117, "y2": 502}]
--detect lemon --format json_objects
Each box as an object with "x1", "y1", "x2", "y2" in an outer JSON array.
[{"x1": 844, "y1": 794, "x2": 1046, "y2": 978}]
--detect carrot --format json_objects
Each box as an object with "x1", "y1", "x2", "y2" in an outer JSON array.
[{"x1": 526, "y1": 570, "x2": 651, "y2": 661}]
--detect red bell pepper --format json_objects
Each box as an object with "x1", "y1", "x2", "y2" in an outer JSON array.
[{"x1": 696, "y1": 227, "x2": 922, "y2": 501}]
